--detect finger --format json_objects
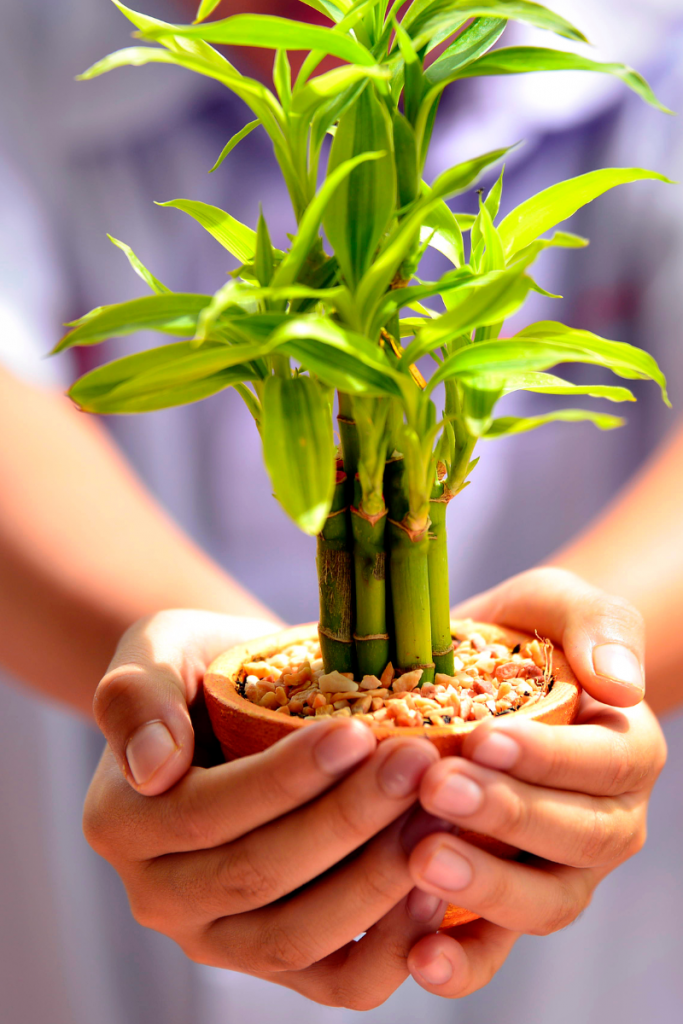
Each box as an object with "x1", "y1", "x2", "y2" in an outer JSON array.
[
  {"x1": 409, "y1": 830, "x2": 602, "y2": 934},
  {"x1": 94, "y1": 609, "x2": 280, "y2": 795},
  {"x1": 461, "y1": 701, "x2": 666, "y2": 796},
  {"x1": 140, "y1": 738, "x2": 439, "y2": 917},
  {"x1": 454, "y1": 567, "x2": 645, "y2": 707},
  {"x1": 418, "y1": 757, "x2": 646, "y2": 868},
  {"x1": 261, "y1": 889, "x2": 448, "y2": 1010},
  {"x1": 196, "y1": 810, "x2": 434, "y2": 975},
  {"x1": 84, "y1": 717, "x2": 377, "y2": 862},
  {"x1": 407, "y1": 920, "x2": 519, "y2": 998}
]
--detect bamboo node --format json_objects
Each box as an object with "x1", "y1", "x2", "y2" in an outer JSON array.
[
  {"x1": 353, "y1": 633, "x2": 391, "y2": 642},
  {"x1": 318, "y1": 625, "x2": 353, "y2": 645}
]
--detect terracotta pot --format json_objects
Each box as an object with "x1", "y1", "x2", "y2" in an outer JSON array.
[{"x1": 204, "y1": 620, "x2": 581, "y2": 930}]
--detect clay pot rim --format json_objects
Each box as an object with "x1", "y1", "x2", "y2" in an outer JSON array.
[{"x1": 205, "y1": 619, "x2": 580, "y2": 742}]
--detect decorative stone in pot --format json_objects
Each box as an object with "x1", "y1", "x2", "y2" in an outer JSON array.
[{"x1": 204, "y1": 620, "x2": 581, "y2": 930}]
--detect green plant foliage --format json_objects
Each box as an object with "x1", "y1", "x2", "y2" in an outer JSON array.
[
  {"x1": 262, "y1": 375, "x2": 336, "y2": 535},
  {"x1": 61, "y1": 0, "x2": 675, "y2": 673}
]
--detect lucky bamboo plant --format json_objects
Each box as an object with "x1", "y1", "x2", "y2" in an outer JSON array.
[{"x1": 57, "y1": 0, "x2": 672, "y2": 683}]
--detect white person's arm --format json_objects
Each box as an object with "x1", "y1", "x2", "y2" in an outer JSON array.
[
  {"x1": 0, "y1": 366, "x2": 280, "y2": 715},
  {"x1": 552, "y1": 418, "x2": 683, "y2": 716}
]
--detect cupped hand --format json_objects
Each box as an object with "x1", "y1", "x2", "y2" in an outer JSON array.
[
  {"x1": 405, "y1": 567, "x2": 667, "y2": 998},
  {"x1": 84, "y1": 610, "x2": 446, "y2": 1010}
]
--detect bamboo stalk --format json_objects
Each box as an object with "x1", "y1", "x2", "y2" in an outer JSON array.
[
  {"x1": 337, "y1": 391, "x2": 359, "y2": 503},
  {"x1": 385, "y1": 457, "x2": 434, "y2": 683},
  {"x1": 351, "y1": 476, "x2": 390, "y2": 678},
  {"x1": 428, "y1": 478, "x2": 454, "y2": 675},
  {"x1": 317, "y1": 460, "x2": 355, "y2": 674}
]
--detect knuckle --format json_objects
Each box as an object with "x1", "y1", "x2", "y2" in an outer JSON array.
[
  {"x1": 92, "y1": 671, "x2": 139, "y2": 732},
  {"x1": 212, "y1": 846, "x2": 280, "y2": 910},
  {"x1": 493, "y1": 787, "x2": 530, "y2": 843},
  {"x1": 533, "y1": 883, "x2": 583, "y2": 936},
  {"x1": 258, "y1": 922, "x2": 318, "y2": 973},
  {"x1": 478, "y1": 860, "x2": 514, "y2": 916},
  {"x1": 325, "y1": 792, "x2": 374, "y2": 848}
]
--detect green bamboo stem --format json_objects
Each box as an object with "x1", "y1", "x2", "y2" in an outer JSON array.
[
  {"x1": 317, "y1": 460, "x2": 355, "y2": 674},
  {"x1": 337, "y1": 391, "x2": 359, "y2": 504},
  {"x1": 385, "y1": 457, "x2": 434, "y2": 683},
  {"x1": 428, "y1": 478, "x2": 454, "y2": 675},
  {"x1": 351, "y1": 476, "x2": 389, "y2": 678}
]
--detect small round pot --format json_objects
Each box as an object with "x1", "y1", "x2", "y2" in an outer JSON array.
[{"x1": 204, "y1": 620, "x2": 581, "y2": 929}]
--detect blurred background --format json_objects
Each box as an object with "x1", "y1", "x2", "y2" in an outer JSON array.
[{"x1": 1, "y1": 1, "x2": 682, "y2": 1022}]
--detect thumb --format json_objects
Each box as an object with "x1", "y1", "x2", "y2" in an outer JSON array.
[
  {"x1": 453, "y1": 567, "x2": 645, "y2": 708},
  {"x1": 93, "y1": 609, "x2": 281, "y2": 795}
]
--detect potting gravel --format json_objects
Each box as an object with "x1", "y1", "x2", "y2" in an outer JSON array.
[{"x1": 238, "y1": 622, "x2": 553, "y2": 728}]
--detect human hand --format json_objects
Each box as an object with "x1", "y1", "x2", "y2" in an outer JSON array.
[
  {"x1": 84, "y1": 610, "x2": 448, "y2": 1010},
  {"x1": 404, "y1": 567, "x2": 666, "y2": 998}
]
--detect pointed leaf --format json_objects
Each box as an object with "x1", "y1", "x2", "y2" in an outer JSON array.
[
  {"x1": 406, "y1": 1, "x2": 587, "y2": 47},
  {"x1": 498, "y1": 168, "x2": 674, "y2": 258},
  {"x1": 323, "y1": 85, "x2": 396, "y2": 287},
  {"x1": 484, "y1": 409, "x2": 625, "y2": 437},
  {"x1": 515, "y1": 321, "x2": 670, "y2": 402},
  {"x1": 425, "y1": 17, "x2": 506, "y2": 84},
  {"x1": 273, "y1": 150, "x2": 386, "y2": 289},
  {"x1": 68, "y1": 341, "x2": 259, "y2": 413},
  {"x1": 449, "y1": 47, "x2": 672, "y2": 113},
  {"x1": 156, "y1": 199, "x2": 257, "y2": 263},
  {"x1": 107, "y1": 235, "x2": 170, "y2": 294},
  {"x1": 194, "y1": 0, "x2": 223, "y2": 24},
  {"x1": 141, "y1": 13, "x2": 378, "y2": 67},
  {"x1": 209, "y1": 119, "x2": 260, "y2": 172},
  {"x1": 406, "y1": 266, "x2": 534, "y2": 366},
  {"x1": 54, "y1": 294, "x2": 212, "y2": 352},
  {"x1": 262, "y1": 375, "x2": 336, "y2": 535},
  {"x1": 466, "y1": 370, "x2": 635, "y2": 402}
]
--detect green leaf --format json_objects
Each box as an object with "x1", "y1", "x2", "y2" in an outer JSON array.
[
  {"x1": 107, "y1": 235, "x2": 170, "y2": 294},
  {"x1": 194, "y1": 0, "x2": 223, "y2": 23},
  {"x1": 53, "y1": 294, "x2": 212, "y2": 352},
  {"x1": 406, "y1": 1, "x2": 587, "y2": 47},
  {"x1": 141, "y1": 13, "x2": 378, "y2": 67},
  {"x1": 272, "y1": 316, "x2": 405, "y2": 397},
  {"x1": 68, "y1": 341, "x2": 259, "y2": 413},
  {"x1": 273, "y1": 150, "x2": 386, "y2": 290},
  {"x1": 209, "y1": 119, "x2": 260, "y2": 173},
  {"x1": 447, "y1": 47, "x2": 672, "y2": 113},
  {"x1": 498, "y1": 168, "x2": 674, "y2": 258},
  {"x1": 254, "y1": 208, "x2": 275, "y2": 288},
  {"x1": 323, "y1": 85, "x2": 396, "y2": 287},
  {"x1": 357, "y1": 146, "x2": 510, "y2": 328},
  {"x1": 484, "y1": 409, "x2": 625, "y2": 437},
  {"x1": 425, "y1": 17, "x2": 506, "y2": 84},
  {"x1": 393, "y1": 110, "x2": 420, "y2": 208},
  {"x1": 273, "y1": 49, "x2": 292, "y2": 109},
  {"x1": 156, "y1": 199, "x2": 258, "y2": 263},
  {"x1": 466, "y1": 370, "x2": 635, "y2": 402},
  {"x1": 406, "y1": 266, "x2": 534, "y2": 366},
  {"x1": 292, "y1": 63, "x2": 390, "y2": 117},
  {"x1": 515, "y1": 321, "x2": 670, "y2": 403},
  {"x1": 262, "y1": 375, "x2": 336, "y2": 535}
]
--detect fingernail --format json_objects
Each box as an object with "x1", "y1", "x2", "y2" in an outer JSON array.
[
  {"x1": 593, "y1": 643, "x2": 644, "y2": 694},
  {"x1": 430, "y1": 771, "x2": 483, "y2": 817},
  {"x1": 313, "y1": 720, "x2": 375, "y2": 775},
  {"x1": 471, "y1": 730, "x2": 521, "y2": 770},
  {"x1": 126, "y1": 721, "x2": 178, "y2": 786},
  {"x1": 379, "y1": 743, "x2": 435, "y2": 798},
  {"x1": 407, "y1": 887, "x2": 445, "y2": 923},
  {"x1": 417, "y1": 952, "x2": 453, "y2": 986},
  {"x1": 421, "y1": 843, "x2": 472, "y2": 892},
  {"x1": 401, "y1": 807, "x2": 453, "y2": 854}
]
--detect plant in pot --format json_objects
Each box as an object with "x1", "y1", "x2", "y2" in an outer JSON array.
[{"x1": 56, "y1": 0, "x2": 670, "y2": 922}]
